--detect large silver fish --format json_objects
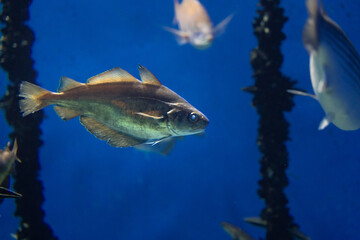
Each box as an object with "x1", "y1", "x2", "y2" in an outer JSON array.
[
  {"x1": 164, "y1": 0, "x2": 233, "y2": 50},
  {"x1": 19, "y1": 65, "x2": 209, "y2": 150},
  {"x1": 293, "y1": 0, "x2": 360, "y2": 130}
]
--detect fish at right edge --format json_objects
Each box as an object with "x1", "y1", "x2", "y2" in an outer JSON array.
[{"x1": 290, "y1": 0, "x2": 360, "y2": 130}]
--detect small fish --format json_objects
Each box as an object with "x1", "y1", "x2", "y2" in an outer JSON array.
[
  {"x1": 164, "y1": 0, "x2": 233, "y2": 50},
  {"x1": 292, "y1": 0, "x2": 360, "y2": 130},
  {"x1": 0, "y1": 139, "x2": 22, "y2": 201},
  {"x1": 221, "y1": 222, "x2": 254, "y2": 240},
  {"x1": 19, "y1": 65, "x2": 209, "y2": 150},
  {"x1": 0, "y1": 139, "x2": 21, "y2": 185},
  {"x1": 244, "y1": 217, "x2": 310, "y2": 240}
]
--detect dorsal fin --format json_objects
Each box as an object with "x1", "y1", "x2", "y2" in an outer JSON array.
[
  {"x1": 86, "y1": 67, "x2": 138, "y2": 85},
  {"x1": 137, "y1": 65, "x2": 162, "y2": 86},
  {"x1": 58, "y1": 76, "x2": 83, "y2": 92}
]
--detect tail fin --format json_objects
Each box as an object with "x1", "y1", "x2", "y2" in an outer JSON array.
[{"x1": 19, "y1": 81, "x2": 51, "y2": 116}]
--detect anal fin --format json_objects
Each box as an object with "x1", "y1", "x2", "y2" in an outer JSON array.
[
  {"x1": 54, "y1": 106, "x2": 80, "y2": 121},
  {"x1": 79, "y1": 116, "x2": 145, "y2": 147}
]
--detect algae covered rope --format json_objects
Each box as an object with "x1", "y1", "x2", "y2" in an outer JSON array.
[
  {"x1": 0, "y1": 0, "x2": 57, "y2": 239},
  {"x1": 244, "y1": 0, "x2": 297, "y2": 239}
]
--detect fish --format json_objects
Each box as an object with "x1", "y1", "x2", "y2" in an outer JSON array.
[
  {"x1": 244, "y1": 217, "x2": 310, "y2": 240},
  {"x1": 164, "y1": 0, "x2": 233, "y2": 50},
  {"x1": 290, "y1": 0, "x2": 360, "y2": 130},
  {"x1": 0, "y1": 139, "x2": 21, "y2": 185},
  {"x1": 0, "y1": 139, "x2": 22, "y2": 201},
  {"x1": 221, "y1": 222, "x2": 254, "y2": 240},
  {"x1": 18, "y1": 65, "x2": 209, "y2": 150}
]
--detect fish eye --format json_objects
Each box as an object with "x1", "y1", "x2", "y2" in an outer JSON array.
[{"x1": 188, "y1": 113, "x2": 199, "y2": 123}]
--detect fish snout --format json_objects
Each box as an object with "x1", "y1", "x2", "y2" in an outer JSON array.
[{"x1": 202, "y1": 114, "x2": 210, "y2": 127}]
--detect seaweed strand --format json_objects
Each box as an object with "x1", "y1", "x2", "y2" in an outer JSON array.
[
  {"x1": 246, "y1": 0, "x2": 297, "y2": 239},
  {"x1": 0, "y1": 0, "x2": 57, "y2": 239}
]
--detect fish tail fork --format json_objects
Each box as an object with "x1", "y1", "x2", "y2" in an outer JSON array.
[{"x1": 19, "y1": 81, "x2": 52, "y2": 116}]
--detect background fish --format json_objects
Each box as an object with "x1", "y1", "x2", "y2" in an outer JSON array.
[
  {"x1": 164, "y1": 0, "x2": 233, "y2": 49},
  {"x1": 0, "y1": 139, "x2": 21, "y2": 201},
  {"x1": 221, "y1": 222, "x2": 254, "y2": 240},
  {"x1": 19, "y1": 65, "x2": 209, "y2": 150},
  {"x1": 299, "y1": 0, "x2": 360, "y2": 130}
]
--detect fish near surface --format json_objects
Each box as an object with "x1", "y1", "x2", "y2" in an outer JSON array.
[
  {"x1": 298, "y1": 0, "x2": 360, "y2": 130},
  {"x1": 19, "y1": 65, "x2": 209, "y2": 151},
  {"x1": 164, "y1": 0, "x2": 233, "y2": 49}
]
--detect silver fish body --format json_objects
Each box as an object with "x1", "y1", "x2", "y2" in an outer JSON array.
[{"x1": 303, "y1": 0, "x2": 360, "y2": 130}]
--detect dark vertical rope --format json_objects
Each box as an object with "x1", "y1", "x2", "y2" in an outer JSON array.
[
  {"x1": 0, "y1": 0, "x2": 57, "y2": 239},
  {"x1": 244, "y1": 0, "x2": 297, "y2": 239}
]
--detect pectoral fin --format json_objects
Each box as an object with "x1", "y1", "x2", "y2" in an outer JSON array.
[
  {"x1": 318, "y1": 116, "x2": 331, "y2": 130},
  {"x1": 287, "y1": 89, "x2": 317, "y2": 100},
  {"x1": 135, "y1": 137, "x2": 176, "y2": 155},
  {"x1": 80, "y1": 117, "x2": 145, "y2": 147},
  {"x1": 163, "y1": 26, "x2": 189, "y2": 45},
  {"x1": 214, "y1": 13, "x2": 234, "y2": 37}
]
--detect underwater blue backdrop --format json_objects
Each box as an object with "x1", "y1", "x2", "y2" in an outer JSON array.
[{"x1": 1, "y1": 0, "x2": 360, "y2": 239}]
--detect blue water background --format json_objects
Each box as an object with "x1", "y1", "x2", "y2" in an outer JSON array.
[{"x1": 1, "y1": 0, "x2": 360, "y2": 239}]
